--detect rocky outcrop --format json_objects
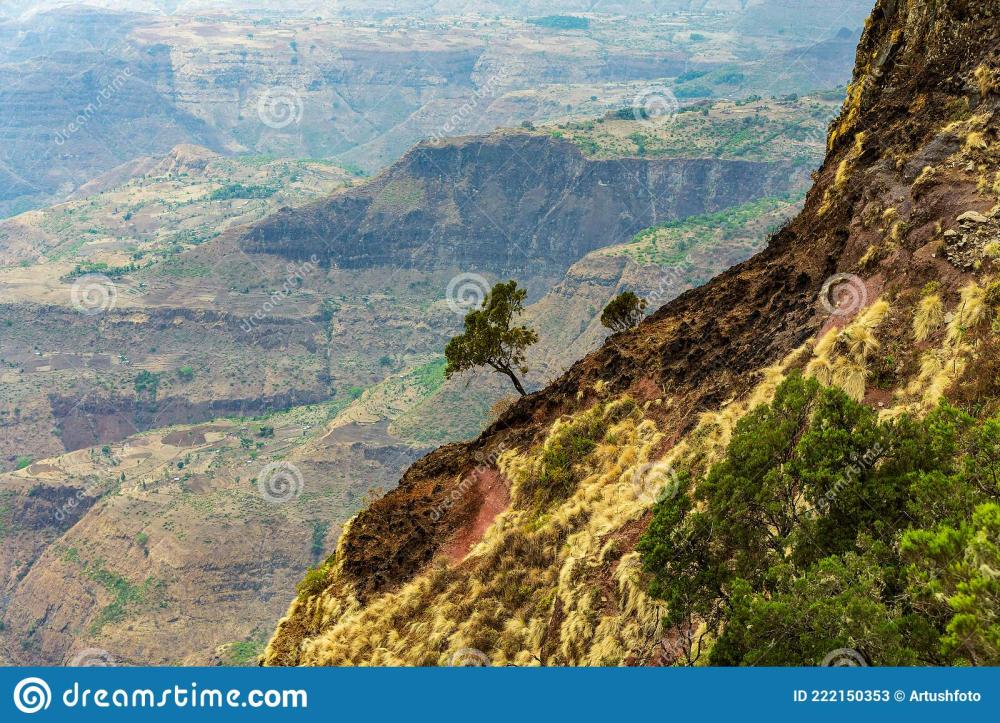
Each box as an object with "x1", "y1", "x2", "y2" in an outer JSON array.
[{"x1": 240, "y1": 132, "x2": 807, "y2": 275}]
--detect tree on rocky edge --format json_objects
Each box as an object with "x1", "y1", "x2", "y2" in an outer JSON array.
[
  {"x1": 601, "y1": 291, "x2": 647, "y2": 333},
  {"x1": 444, "y1": 280, "x2": 538, "y2": 396}
]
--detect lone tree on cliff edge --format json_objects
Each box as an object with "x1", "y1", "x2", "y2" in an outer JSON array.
[
  {"x1": 445, "y1": 280, "x2": 538, "y2": 396},
  {"x1": 601, "y1": 291, "x2": 647, "y2": 333}
]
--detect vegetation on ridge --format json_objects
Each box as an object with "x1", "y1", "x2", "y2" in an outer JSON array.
[{"x1": 639, "y1": 374, "x2": 1000, "y2": 666}]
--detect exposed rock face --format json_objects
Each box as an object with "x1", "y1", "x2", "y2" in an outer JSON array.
[
  {"x1": 263, "y1": 0, "x2": 1000, "y2": 666},
  {"x1": 240, "y1": 132, "x2": 806, "y2": 275}
]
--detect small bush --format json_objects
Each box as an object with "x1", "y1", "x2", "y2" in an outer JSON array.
[
  {"x1": 297, "y1": 566, "x2": 330, "y2": 599},
  {"x1": 600, "y1": 292, "x2": 647, "y2": 333}
]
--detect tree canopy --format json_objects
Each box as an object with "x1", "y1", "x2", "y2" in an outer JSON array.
[
  {"x1": 601, "y1": 291, "x2": 647, "y2": 333},
  {"x1": 444, "y1": 280, "x2": 538, "y2": 396}
]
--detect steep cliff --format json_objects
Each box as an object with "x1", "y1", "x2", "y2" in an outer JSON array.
[
  {"x1": 240, "y1": 132, "x2": 804, "y2": 275},
  {"x1": 265, "y1": 0, "x2": 1000, "y2": 666}
]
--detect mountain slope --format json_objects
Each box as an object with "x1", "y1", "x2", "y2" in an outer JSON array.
[{"x1": 265, "y1": 0, "x2": 1000, "y2": 666}]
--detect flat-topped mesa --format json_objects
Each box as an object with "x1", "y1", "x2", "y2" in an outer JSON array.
[{"x1": 238, "y1": 132, "x2": 804, "y2": 275}]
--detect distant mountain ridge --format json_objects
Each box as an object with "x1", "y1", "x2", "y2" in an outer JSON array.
[{"x1": 240, "y1": 131, "x2": 806, "y2": 275}]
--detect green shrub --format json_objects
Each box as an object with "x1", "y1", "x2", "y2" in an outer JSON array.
[
  {"x1": 297, "y1": 566, "x2": 330, "y2": 599},
  {"x1": 134, "y1": 370, "x2": 160, "y2": 399},
  {"x1": 638, "y1": 373, "x2": 1000, "y2": 666}
]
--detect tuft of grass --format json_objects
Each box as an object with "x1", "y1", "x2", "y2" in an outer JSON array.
[
  {"x1": 914, "y1": 294, "x2": 945, "y2": 342},
  {"x1": 975, "y1": 64, "x2": 997, "y2": 98},
  {"x1": 912, "y1": 165, "x2": 937, "y2": 194},
  {"x1": 947, "y1": 282, "x2": 989, "y2": 344},
  {"x1": 965, "y1": 131, "x2": 989, "y2": 152},
  {"x1": 831, "y1": 357, "x2": 867, "y2": 401}
]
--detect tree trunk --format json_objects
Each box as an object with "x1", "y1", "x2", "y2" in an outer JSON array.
[{"x1": 503, "y1": 368, "x2": 528, "y2": 396}]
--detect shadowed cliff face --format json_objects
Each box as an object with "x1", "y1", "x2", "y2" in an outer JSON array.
[{"x1": 239, "y1": 132, "x2": 806, "y2": 275}]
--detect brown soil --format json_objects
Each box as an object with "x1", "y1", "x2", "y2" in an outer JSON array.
[{"x1": 439, "y1": 468, "x2": 512, "y2": 564}]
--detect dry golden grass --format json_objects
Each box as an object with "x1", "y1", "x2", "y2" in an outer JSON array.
[
  {"x1": 965, "y1": 131, "x2": 989, "y2": 152},
  {"x1": 975, "y1": 64, "x2": 998, "y2": 98},
  {"x1": 805, "y1": 299, "x2": 888, "y2": 401},
  {"x1": 265, "y1": 343, "x2": 817, "y2": 667},
  {"x1": 947, "y1": 281, "x2": 989, "y2": 345},
  {"x1": 912, "y1": 165, "x2": 937, "y2": 194},
  {"x1": 913, "y1": 294, "x2": 944, "y2": 342},
  {"x1": 820, "y1": 132, "x2": 867, "y2": 216},
  {"x1": 831, "y1": 357, "x2": 868, "y2": 401}
]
